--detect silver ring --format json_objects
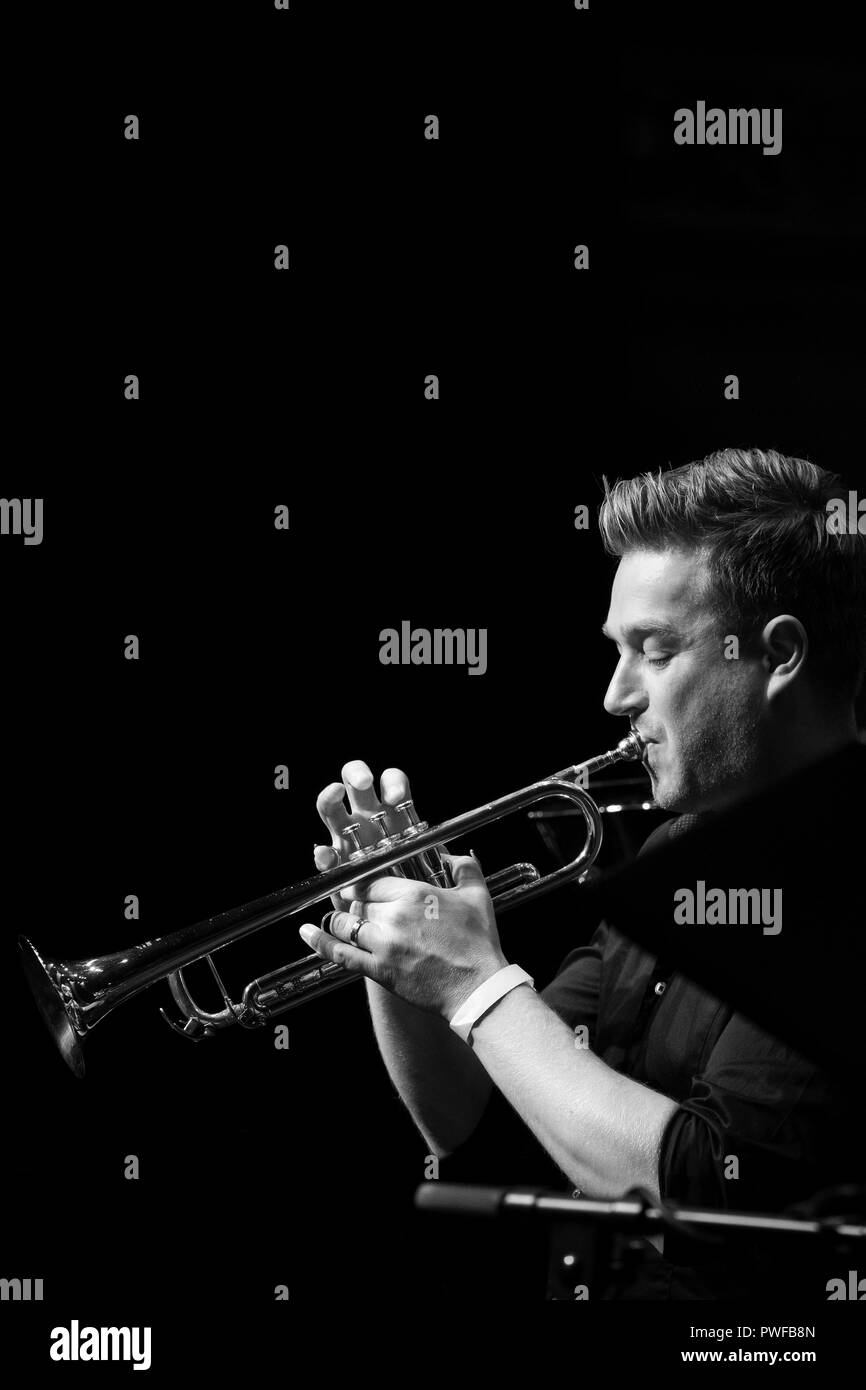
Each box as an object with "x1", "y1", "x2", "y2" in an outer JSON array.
[{"x1": 349, "y1": 919, "x2": 366, "y2": 946}]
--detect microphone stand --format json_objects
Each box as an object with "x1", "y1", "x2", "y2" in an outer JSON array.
[{"x1": 414, "y1": 1182, "x2": 866, "y2": 1300}]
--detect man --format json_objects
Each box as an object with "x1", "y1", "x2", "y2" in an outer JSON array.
[{"x1": 300, "y1": 448, "x2": 866, "y2": 1298}]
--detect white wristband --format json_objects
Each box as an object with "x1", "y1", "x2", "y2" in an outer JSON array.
[{"x1": 449, "y1": 964, "x2": 535, "y2": 1044}]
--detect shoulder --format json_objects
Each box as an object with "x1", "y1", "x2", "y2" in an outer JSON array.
[{"x1": 637, "y1": 816, "x2": 687, "y2": 857}]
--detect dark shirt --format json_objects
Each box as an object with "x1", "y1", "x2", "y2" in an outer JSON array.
[{"x1": 539, "y1": 815, "x2": 858, "y2": 1300}]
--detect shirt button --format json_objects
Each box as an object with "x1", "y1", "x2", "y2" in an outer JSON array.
[{"x1": 654, "y1": 981, "x2": 667, "y2": 997}]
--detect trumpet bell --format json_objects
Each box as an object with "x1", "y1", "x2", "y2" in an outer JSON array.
[{"x1": 19, "y1": 936, "x2": 86, "y2": 1080}]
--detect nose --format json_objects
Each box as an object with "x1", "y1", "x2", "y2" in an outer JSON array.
[{"x1": 603, "y1": 653, "x2": 647, "y2": 721}]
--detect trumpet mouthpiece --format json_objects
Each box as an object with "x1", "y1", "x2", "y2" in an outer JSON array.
[{"x1": 618, "y1": 731, "x2": 645, "y2": 761}]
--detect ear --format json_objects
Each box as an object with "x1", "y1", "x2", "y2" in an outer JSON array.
[{"x1": 760, "y1": 614, "x2": 808, "y2": 693}]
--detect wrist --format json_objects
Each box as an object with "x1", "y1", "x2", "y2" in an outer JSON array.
[
  {"x1": 448, "y1": 962, "x2": 534, "y2": 1045},
  {"x1": 446, "y1": 955, "x2": 508, "y2": 1017}
]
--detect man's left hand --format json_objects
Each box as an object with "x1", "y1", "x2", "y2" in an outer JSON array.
[{"x1": 299, "y1": 853, "x2": 509, "y2": 1020}]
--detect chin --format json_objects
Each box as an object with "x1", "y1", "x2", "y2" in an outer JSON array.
[
  {"x1": 651, "y1": 774, "x2": 699, "y2": 814},
  {"x1": 653, "y1": 787, "x2": 686, "y2": 812}
]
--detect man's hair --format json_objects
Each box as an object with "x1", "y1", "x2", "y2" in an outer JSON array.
[{"x1": 598, "y1": 447, "x2": 866, "y2": 698}]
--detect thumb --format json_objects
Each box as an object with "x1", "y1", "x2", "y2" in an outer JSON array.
[{"x1": 445, "y1": 851, "x2": 486, "y2": 889}]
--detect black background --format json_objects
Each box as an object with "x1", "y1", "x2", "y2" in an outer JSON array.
[{"x1": 4, "y1": 0, "x2": 865, "y2": 1370}]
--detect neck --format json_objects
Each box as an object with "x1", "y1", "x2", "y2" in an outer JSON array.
[
  {"x1": 767, "y1": 705, "x2": 859, "y2": 780},
  {"x1": 689, "y1": 706, "x2": 859, "y2": 818}
]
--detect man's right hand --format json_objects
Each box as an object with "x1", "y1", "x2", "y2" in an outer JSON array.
[
  {"x1": 313, "y1": 759, "x2": 416, "y2": 913},
  {"x1": 312, "y1": 761, "x2": 494, "y2": 1157}
]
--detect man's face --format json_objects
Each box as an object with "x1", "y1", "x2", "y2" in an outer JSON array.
[{"x1": 602, "y1": 547, "x2": 768, "y2": 812}]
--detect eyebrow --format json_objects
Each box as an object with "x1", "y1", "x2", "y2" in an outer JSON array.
[{"x1": 601, "y1": 622, "x2": 682, "y2": 643}]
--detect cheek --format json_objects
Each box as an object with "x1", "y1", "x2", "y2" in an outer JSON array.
[
  {"x1": 652, "y1": 664, "x2": 710, "y2": 720},
  {"x1": 673, "y1": 653, "x2": 748, "y2": 705},
  {"x1": 713, "y1": 659, "x2": 766, "y2": 717},
  {"x1": 655, "y1": 664, "x2": 745, "y2": 738}
]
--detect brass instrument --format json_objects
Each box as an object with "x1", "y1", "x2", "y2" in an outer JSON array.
[{"x1": 19, "y1": 733, "x2": 644, "y2": 1076}]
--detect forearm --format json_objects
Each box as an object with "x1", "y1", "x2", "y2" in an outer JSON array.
[
  {"x1": 365, "y1": 979, "x2": 493, "y2": 1157},
  {"x1": 471, "y1": 983, "x2": 679, "y2": 1201}
]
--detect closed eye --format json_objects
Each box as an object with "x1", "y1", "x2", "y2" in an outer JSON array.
[{"x1": 646, "y1": 654, "x2": 673, "y2": 667}]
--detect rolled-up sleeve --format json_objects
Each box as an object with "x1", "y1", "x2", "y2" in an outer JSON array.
[{"x1": 657, "y1": 1013, "x2": 835, "y2": 1212}]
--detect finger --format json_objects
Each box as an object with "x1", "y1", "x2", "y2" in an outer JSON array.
[
  {"x1": 313, "y1": 842, "x2": 351, "y2": 913},
  {"x1": 342, "y1": 760, "x2": 380, "y2": 817},
  {"x1": 298, "y1": 922, "x2": 377, "y2": 980},
  {"x1": 328, "y1": 908, "x2": 383, "y2": 952},
  {"x1": 379, "y1": 766, "x2": 411, "y2": 813},
  {"x1": 447, "y1": 853, "x2": 487, "y2": 890},
  {"x1": 341, "y1": 875, "x2": 418, "y2": 905},
  {"x1": 317, "y1": 777, "x2": 377, "y2": 865},
  {"x1": 316, "y1": 782, "x2": 354, "y2": 839}
]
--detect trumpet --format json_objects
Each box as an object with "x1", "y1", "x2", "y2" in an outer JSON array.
[{"x1": 19, "y1": 733, "x2": 644, "y2": 1077}]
